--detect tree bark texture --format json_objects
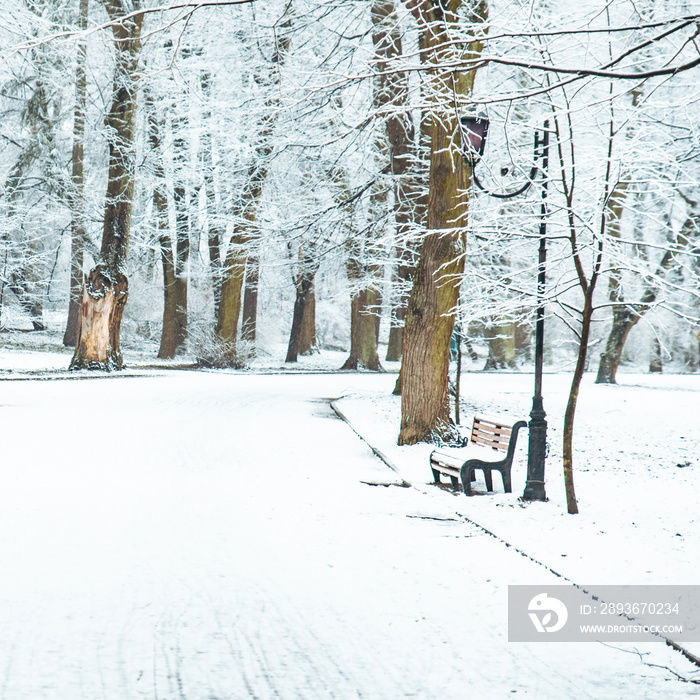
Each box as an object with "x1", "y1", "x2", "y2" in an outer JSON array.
[
  {"x1": 70, "y1": 0, "x2": 143, "y2": 370},
  {"x1": 595, "y1": 179, "x2": 632, "y2": 384},
  {"x1": 3, "y1": 71, "x2": 58, "y2": 331},
  {"x1": 158, "y1": 243, "x2": 189, "y2": 358},
  {"x1": 158, "y1": 112, "x2": 189, "y2": 358},
  {"x1": 399, "y1": 222, "x2": 466, "y2": 444},
  {"x1": 386, "y1": 243, "x2": 415, "y2": 361},
  {"x1": 63, "y1": 0, "x2": 89, "y2": 347},
  {"x1": 593, "y1": 86, "x2": 682, "y2": 385},
  {"x1": 8, "y1": 277, "x2": 46, "y2": 330},
  {"x1": 649, "y1": 335, "x2": 663, "y2": 373},
  {"x1": 70, "y1": 266, "x2": 128, "y2": 370},
  {"x1": 386, "y1": 107, "x2": 429, "y2": 362},
  {"x1": 596, "y1": 207, "x2": 688, "y2": 383},
  {"x1": 146, "y1": 92, "x2": 184, "y2": 361},
  {"x1": 562, "y1": 293, "x2": 598, "y2": 515},
  {"x1": 595, "y1": 304, "x2": 637, "y2": 383},
  {"x1": 216, "y1": 233, "x2": 246, "y2": 347},
  {"x1": 483, "y1": 318, "x2": 517, "y2": 369},
  {"x1": 200, "y1": 70, "x2": 224, "y2": 325},
  {"x1": 373, "y1": 0, "x2": 421, "y2": 363},
  {"x1": 208, "y1": 226, "x2": 223, "y2": 322},
  {"x1": 398, "y1": 0, "x2": 487, "y2": 445},
  {"x1": 342, "y1": 286, "x2": 381, "y2": 370},
  {"x1": 215, "y1": 174, "x2": 266, "y2": 356},
  {"x1": 339, "y1": 2, "x2": 404, "y2": 372},
  {"x1": 285, "y1": 269, "x2": 316, "y2": 363},
  {"x1": 215, "y1": 25, "x2": 291, "y2": 362},
  {"x1": 386, "y1": 308, "x2": 405, "y2": 362},
  {"x1": 298, "y1": 285, "x2": 317, "y2": 355},
  {"x1": 242, "y1": 256, "x2": 259, "y2": 343},
  {"x1": 554, "y1": 91, "x2": 621, "y2": 514},
  {"x1": 342, "y1": 224, "x2": 382, "y2": 370}
]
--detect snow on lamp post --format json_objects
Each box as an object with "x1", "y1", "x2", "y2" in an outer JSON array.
[{"x1": 459, "y1": 109, "x2": 550, "y2": 502}]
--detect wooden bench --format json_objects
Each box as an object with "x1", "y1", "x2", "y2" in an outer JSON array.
[{"x1": 430, "y1": 414, "x2": 527, "y2": 496}]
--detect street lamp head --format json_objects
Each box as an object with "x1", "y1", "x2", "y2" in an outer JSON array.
[{"x1": 459, "y1": 110, "x2": 490, "y2": 165}]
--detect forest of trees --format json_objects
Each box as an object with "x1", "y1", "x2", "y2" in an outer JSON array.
[{"x1": 2, "y1": 0, "x2": 700, "y2": 510}]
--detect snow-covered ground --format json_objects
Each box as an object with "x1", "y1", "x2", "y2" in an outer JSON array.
[{"x1": 0, "y1": 340, "x2": 699, "y2": 698}]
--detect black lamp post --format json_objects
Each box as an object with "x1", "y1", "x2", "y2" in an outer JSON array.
[{"x1": 459, "y1": 110, "x2": 549, "y2": 502}]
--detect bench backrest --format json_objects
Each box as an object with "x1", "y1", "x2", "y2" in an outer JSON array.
[{"x1": 471, "y1": 415, "x2": 516, "y2": 453}]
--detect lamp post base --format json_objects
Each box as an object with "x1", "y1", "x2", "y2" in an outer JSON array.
[{"x1": 522, "y1": 398, "x2": 548, "y2": 501}]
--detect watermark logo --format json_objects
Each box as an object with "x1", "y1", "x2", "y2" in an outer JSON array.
[
  {"x1": 528, "y1": 592, "x2": 568, "y2": 633},
  {"x1": 509, "y1": 585, "x2": 700, "y2": 642}
]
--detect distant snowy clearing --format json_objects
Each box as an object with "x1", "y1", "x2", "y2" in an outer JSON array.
[{"x1": 0, "y1": 367, "x2": 698, "y2": 698}]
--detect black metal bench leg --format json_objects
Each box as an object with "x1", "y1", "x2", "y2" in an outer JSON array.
[
  {"x1": 450, "y1": 475, "x2": 459, "y2": 489},
  {"x1": 502, "y1": 469, "x2": 512, "y2": 493},
  {"x1": 431, "y1": 468, "x2": 441, "y2": 484},
  {"x1": 484, "y1": 469, "x2": 494, "y2": 492},
  {"x1": 461, "y1": 467, "x2": 473, "y2": 496}
]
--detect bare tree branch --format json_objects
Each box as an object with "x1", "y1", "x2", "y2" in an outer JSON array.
[{"x1": 6, "y1": 1, "x2": 257, "y2": 54}]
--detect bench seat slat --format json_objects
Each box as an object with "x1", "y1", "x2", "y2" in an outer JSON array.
[
  {"x1": 430, "y1": 452, "x2": 463, "y2": 471},
  {"x1": 472, "y1": 436, "x2": 509, "y2": 451},
  {"x1": 474, "y1": 421, "x2": 510, "y2": 430},
  {"x1": 432, "y1": 444, "x2": 509, "y2": 465},
  {"x1": 473, "y1": 424, "x2": 511, "y2": 438},
  {"x1": 429, "y1": 414, "x2": 527, "y2": 496}
]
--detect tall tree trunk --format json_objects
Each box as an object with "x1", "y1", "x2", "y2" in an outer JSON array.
[
  {"x1": 595, "y1": 179, "x2": 631, "y2": 384},
  {"x1": 200, "y1": 70, "x2": 224, "y2": 325},
  {"x1": 594, "y1": 88, "x2": 658, "y2": 385},
  {"x1": 63, "y1": 0, "x2": 89, "y2": 346},
  {"x1": 342, "y1": 244, "x2": 381, "y2": 370},
  {"x1": 370, "y1": 0, "x2": 420, "y2": 364},
  {"x1": 70, "y1": 0, "x2": 143, "y2": 371},
  {"x1": 556, "y1": 97, "x2": 614, "y2": 514},
  {"x1": 342, "y1": 213, "x2": 382, "y2": 369},
  {"x1": 298, "y1": 285, "x2": 317, "y2": 355},
  {"x1": 285, "y1": 266, "x2": 316, "y2": 363},
  {"x1": 71, "y1": 265, "x2": 129, "y2": 370},
  {"x1": 595, "y1": 305, "x2": 637, "y2": 383},
  {"x1": 399, "y1": 221, "x2": 466, "y2": 443},
  {"x1": 209, "y1": 227, "x2": 223, "y2": 321},
  {"x1": 596, "y1": 208, "x2": 689, "y2": 383},
  {"x1": 3, "y1": 78, "x2": 56, "y2": 332},
  {"x1": 216, "y1": 232, "x2": 246, "y2": 351},
  {"x1": 242, "y1": 254, "x2": 259, "y2": 343},
  {"x1": 340, "y1": 0, "x2": 392, "y2": 372},
  {"x1": 8, "y1": 276, "x2": 46, "y2": 330},
  {"x1": 342, "y1": 287, "x2": 381, "y2": 370},
  {"x1": 344, "y1": 0, "x2": 418, "y2": 372},
  {"x1": 158, "y1": 246, "x2": 182, "y2": 357},
  {"x1": 215, "y1": 177, "x2": 265, "y2": 359},
  {"x1": 158, "y1": 113, "x2": 189, "y2": 358},
  {"x1": 215, "y1": 22, "x2": 292, "y2": 363},
  {"x1": 386, "y1": 291, "x2": 406, "y2": 361},
  {"x1": 562, "y1": 294, "x2": 595, "y2": 516},
  {"x1": 387, "y1": 105, "x2": 428, "y2": 361},
  {"x1": 398, "y1": 0, "x2": 487, "y2": 445},
  {"x1": 386, "y1": 244, "x2": 414, "y2": 362},
  {"x1": 483, "y1": 318, "x2": 517, "y2": 369},
  {"x1": 145, "y1": 91, "x2": 182, "y2": 361},
  {"x1": 649, "y1": 335, "x2": 663, "y2": 373}
]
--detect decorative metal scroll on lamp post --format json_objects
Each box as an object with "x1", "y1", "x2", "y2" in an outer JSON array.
[{"x1": 459, "y1": 110, "x2": 550, "y2": 502}]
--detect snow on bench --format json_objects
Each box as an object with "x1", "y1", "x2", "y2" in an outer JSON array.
[{"x1": 430, "y1": 414, "x2": 527, "y2": 496}]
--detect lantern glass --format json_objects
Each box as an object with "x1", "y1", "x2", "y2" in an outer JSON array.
[{"x1": 460, "y1": 111, "x2": 489, "y2": 162}]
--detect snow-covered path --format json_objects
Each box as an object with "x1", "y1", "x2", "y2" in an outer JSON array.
[{"x1": 0, "y1": 372, "x2": 695, "y2": 699}]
